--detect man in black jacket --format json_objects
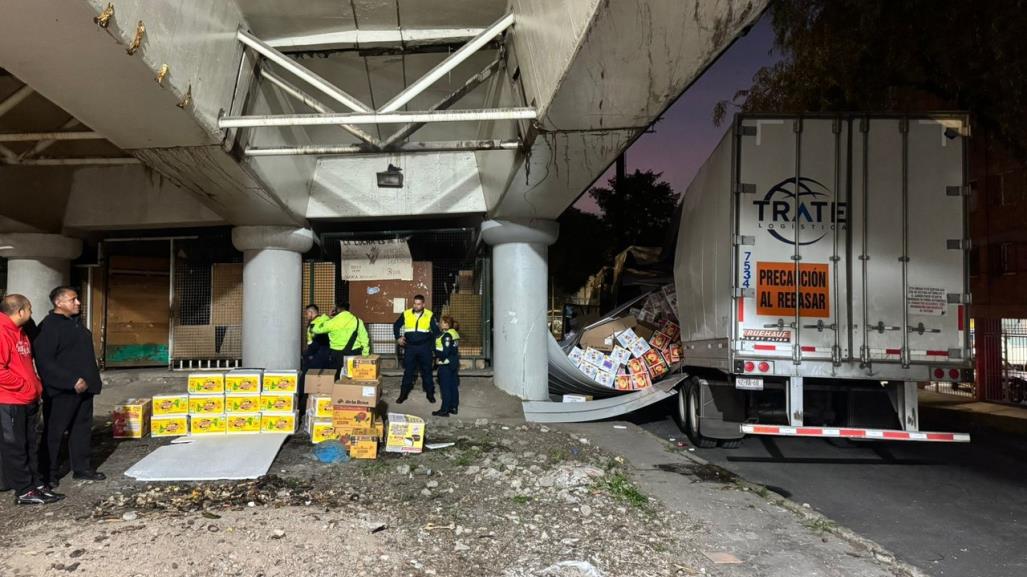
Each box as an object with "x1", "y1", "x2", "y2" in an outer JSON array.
[{"x1": 33, "y1": 286, "x2": 105, "y2": 486}]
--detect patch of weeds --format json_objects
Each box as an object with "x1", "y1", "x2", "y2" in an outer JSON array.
[
  {"x1": 359, "y1": 460, "x2": 388, "y2": 476},
  {"x1": 598, "y1": 472, "x2": 650, "y2": 510},
  {"x1": 803, "y1": 517, "x2": 837, "y2": 534},
  {"x1": 455, "y1": 453, "x2": 474, "y2": 467},
  {"x1": 511, "y1": 495, "x2": 531, "y2": 505},
  {"x1": 548, "y1": 448, "x2": 570, "y2": 462}
]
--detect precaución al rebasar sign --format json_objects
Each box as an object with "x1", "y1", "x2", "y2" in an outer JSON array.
[{"x1": 756, "y1": 262, "x2": 830, "y2": 318}]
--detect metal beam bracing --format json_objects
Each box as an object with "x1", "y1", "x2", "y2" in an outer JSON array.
[
  {"x1": 244, "y1": 139, "x2": 521, "y2": 157},
  {"x1": 219, "y1": 108, "x2": 536, "y2": 129},
  {"x1": 0, "y1": 84, "x2": 34, "y2": 119},
  {"x1": 381, "y1": 56, "x2": 502, "y2": 148},
  {"x1": 2, "y1": 157, "x2": 140, "y2": 166},
  {"x1": 377, "y1": 13, "x2": 514, "y2": 114},
  {"x1": 237, "y1": 29, "x2": 373, "y2": 114},
  {"x1": 260, "y1": 67, "x2": 380, "y2": 147},
  {"x1": 20, "y1": 118, "x2": 83, "y2": 160},
  {"x1": 266, "y1": 28, "x2": 486, "y2": 53},
  {"x1": 0, "y1": 130, "x2": 101, "y2": 142}
]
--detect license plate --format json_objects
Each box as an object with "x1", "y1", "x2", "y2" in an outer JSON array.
[{"x1": 736, "y1": 377, "x2": 764, "y2": 391}]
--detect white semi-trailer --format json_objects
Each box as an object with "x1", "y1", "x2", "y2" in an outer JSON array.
[{"x1": 674, "y1": 114, "x2": 971, "y2": 446}]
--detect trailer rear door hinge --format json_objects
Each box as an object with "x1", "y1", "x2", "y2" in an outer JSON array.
[
  {"x1": 738, "y1": 126, "x2": 757, "y2": 137},
  {"x1": 735, "y1": 183, "x2": 756, "y2": 195},
  {"x1": 948, "y1": 348, "x2": 963, "y2": 359},
  {"x1": 946, "y1": 293, "x2": 963, "y2": 304},
  {"x1": 734, "y1": 235, "x2": 755, "y2": 246},
  {"x1": 734, "y1": 287, "x2": 755, "y2": 298},
  {"x1": 946, "y1": 185, "x2": 968, "y2": 197},
  {"x1": 947, "y1": 239, "x2": 969, "y2": 250}
]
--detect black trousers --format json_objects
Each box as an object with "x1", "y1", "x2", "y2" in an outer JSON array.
[
  {"x1": 0, "y1": 402, "x2": 41, "y2": 495},
  {"x1": 438, "y1": 362, "x2": 460, "y2": 412},
  {"x1": 401, "y1": 343, "x2": 435, "y2": 395},
  {"x1": 40, "y1": 392, "x2": 94, "y2": 480}
]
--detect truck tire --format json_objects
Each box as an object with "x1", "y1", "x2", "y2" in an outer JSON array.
[
  {"x1": 717, "y1": 438, "x2": 743, "y2": 449},
  {"x1": 678, "y1": 379, "x2": 717, "y2": 448}
]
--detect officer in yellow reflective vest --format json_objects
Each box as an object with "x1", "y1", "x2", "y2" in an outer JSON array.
[
  {"x1": 392, "y1": 294, "x2": 440, "y2": 404},
  {"x1": 313, "y1": 302, "x2": 370, "y2": 379},
  {"x1": 432, "y1": 315, "x2": 460, "y2": 417}
]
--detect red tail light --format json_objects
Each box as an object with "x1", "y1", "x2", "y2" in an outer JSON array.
[
  {"x1": 934, "y1": 368, "x2": 945, "y2": 379},
  {"x1": 949, "y1": 368, "x2": 960, "y2": 381},
  {"x1": 744, "y1": 361, "x2": 755, "y2": 372},
  {"x1": 758, "y1": 361, "x2": 770, "y2": 373}
]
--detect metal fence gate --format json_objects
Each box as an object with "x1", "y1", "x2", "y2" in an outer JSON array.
[{"x1": 998, "y1": 318, "x2": 1027, "y2": 404}]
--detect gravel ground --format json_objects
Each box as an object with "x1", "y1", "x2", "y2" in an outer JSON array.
[{"x1": 0, "y1": 420, "x2": 716, "y2": 577}]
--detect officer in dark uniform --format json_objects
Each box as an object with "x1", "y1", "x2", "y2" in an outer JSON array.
[
  {"x1": 392, "y1": 294, "x2": 439, "y2": 404},
  {"x1": 433, "y1": 315, "x2": 461, "y2": 417}
]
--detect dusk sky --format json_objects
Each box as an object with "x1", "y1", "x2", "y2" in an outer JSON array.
[{"x1": 574, "y1": 12, "x2": 779, "y2": 212}]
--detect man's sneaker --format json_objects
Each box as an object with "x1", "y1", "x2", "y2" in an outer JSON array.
[
  {"x1": 449, "y1": 408, "x2": 458, "y2": 415},
  {"x1": 426, "y1": 393, "x2": 437, "y2": 404},
  {"x1": 396, "y1": 392, "x2": 409, "y2": 404},
  {"x1": 15, "y1": 488, "x2": 59, "y2": 505},
  {"x1": 72, "y1": 470, "x2": 106, "y2": 482},
  {"x1": 37, "y1": 485, "x2": 65, "y2": 501},
  {"x1": 431, "y1": 409, "x2": 450, "y2": 417}
]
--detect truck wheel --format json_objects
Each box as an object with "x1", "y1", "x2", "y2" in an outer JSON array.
[
  {"x1": 680, "y1": 379, "x2": 717, "y2": 448},
  {"x1": 718, "y1": 438, "x2": 743, "y2": 449}
]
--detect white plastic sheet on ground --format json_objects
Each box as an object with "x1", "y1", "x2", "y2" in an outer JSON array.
[{"x1": 124, "y1": 434, "x2": 289, "y2": 481}]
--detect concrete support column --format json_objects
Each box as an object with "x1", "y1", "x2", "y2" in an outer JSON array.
[
  {"x1": 0, "y1": 233, "x2": 82, "y2": 322},
  {"x1": 232, "y1": 226, "x2": 314, "y2": 370},
  {"x1": 974, "y1": 317, "x2": 1002, "y2": 402},
  {"x1": 481, "y1": 219, "x2": 559, "y2": 401}
]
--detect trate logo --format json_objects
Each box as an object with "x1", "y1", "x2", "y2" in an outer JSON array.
[{"x1": 752, "y1": 177, "x2": 847, "y2": 245}]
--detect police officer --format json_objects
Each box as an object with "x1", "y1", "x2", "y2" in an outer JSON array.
[
  {"x1": 432, "y1": 315, "x2": 460, "y2": 417},
  {"x1": 303, "y1": 305, "x2": 331, "y2": 370},
  {"x1": 393, "y1": 294, "x2": 439, "y2": 404},
  {"x1": 312, "y1": 302, "x2": 368, "y2": 378}
]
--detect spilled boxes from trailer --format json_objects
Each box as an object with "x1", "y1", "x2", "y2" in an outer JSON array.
[
  {"x1": 567, "y1": 284, "x2": 684, "y2": 392},
  {"x1": 304, "y1": 355, "x2": 393, "y2": 459}
]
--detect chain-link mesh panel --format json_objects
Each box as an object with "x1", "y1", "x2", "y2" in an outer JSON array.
[{"x1": 170, "y1": 235, "x2": 243, "y2": 369}]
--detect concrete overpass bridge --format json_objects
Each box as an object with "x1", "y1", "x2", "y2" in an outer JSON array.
[{"x1": 0, "y1": 0, "x2": 764, "y2": 400}]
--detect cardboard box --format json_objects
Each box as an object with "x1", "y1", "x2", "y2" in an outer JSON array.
[
  {"x1": 260, "y1": 393, "x2": 296, "y2": 413},
  {"x1": 580, "y1": 316, "x2": 639, "y2": 352},
  {"x1": 225, "y1": 393, "x2": 261, "y2": 413},
  {"x1": 456, "y1": 269, "x2": 475, "y2": 294},
  {"x1": 261, "y1": 412, "x2": 297, "y2": 434},
  {"x1": 152, "y1": 394, "x2": 189, "y2": 416},
  {"x1": 226, "y1": 369, "x2": 262, "y2": 393},
  {"x1": 347, "y1": 355, "x2": 381, "y2": 381},
  {"x1": 332, "y1": 405, "x2": 376, "y2": 428},
  {"x1": 190, "y1": 415, "x2": 227, "y2": 435},
  {"x1": 583, "y1": 348, "x2": 605, "y2": 366},
  {"x1": 615, "y1": 375, "x2": 633, "y2": 391},
  {"x1": 187, "y1": 373, "x2": 225, "y2": 394},
  {"x1": 112, "y1": 398, "x2": 152, "y2": 439},
  {"x1": 189, "y1": 394, "x2": 226, "y2": 415},
  {"x1": 307, "y1": 394, "x2": 333, "y2": 419},
  {"x1": 668, "y1": 343, "x2": 683, "y2": 364},
  {"x1": 615, "y1": 328, "x2": 640, "y2": 349},
  {"x1": 385, "y1": 413, "x2": 425, "y2": 454},
  {"x1": 627, "y1": 358, "x2": 648, "y2": 375},
  {"x1": 151, "y1": 415, "x2": 188, "y2": 437},
  {"x1": 661, "y1": 321, "x2": 680, "y2": 340},
  {"x1": 263, "y1": 370, "x2": 298, "y2": 393},
  {"x1": 630, "y1": 372, "x2": 652, "y2": 390},
  {"x1": 226, "y1": 413, "x2": 262, "y2": 434},
  {"x1": 642, "y1": 349, "x2": 665, "y2": 368},
  {"x1": 348, "y1": 435, "x2": 379, "y2": 459},
  {"x1": 630, "y1": 337, "x2": 652, "y2": 358},
  {"x1": 567, "y1": 346, "x2": 584, "y2": 366},
  {"x1": 649, "y1": 331, "x2": 672, "y2": 351},
  {"x1": 330, "y1": 379, "x2": 381, "y2": 408},
  {"x1": 649, "y1": 361, "x2": 669, "y2": 379},
  {"x1": 308, "y1": 420, "x2": 342, "y2": 444},
  {"x1": 578, "y1": 361, "x2": 599, "y2": 380},
  {"x1": 562, "y1": 394, "x2": 593, "y2": 403},
  {"x1": 305, "y1": 369, "x2": 336, "y2": 396},
  {"x1": 595, "y1": 370, "x2": 615, "y2": 388},
  {"x1": 610, "y1": 346, "x2": 632, "y2": 366}
]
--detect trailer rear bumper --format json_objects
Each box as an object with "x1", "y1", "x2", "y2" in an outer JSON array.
[{"x1": 741, "y1": 424, "x2": 970, "y2": 442}]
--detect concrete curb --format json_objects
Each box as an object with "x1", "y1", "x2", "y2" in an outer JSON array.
[
  {"x1": 920, "y1": 403, "x2": 1027, "y2": 438},
  {"x1": 629, "y1": 425, "x2": 931, "y2": 577}
]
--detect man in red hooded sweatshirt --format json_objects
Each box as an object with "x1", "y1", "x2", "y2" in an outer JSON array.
[{"x1": 0, "y1": 294, "x2": 62, "y2": 505}]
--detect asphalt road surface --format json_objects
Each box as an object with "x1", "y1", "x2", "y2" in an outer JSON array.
[{"x1": 630, "y1": 399, "x2": 1027, "y2": 577}]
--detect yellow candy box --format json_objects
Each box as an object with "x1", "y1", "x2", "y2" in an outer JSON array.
[
  {"x1": 151, "y1": 415, "x2": 189, "y2": 437},
  {"x1": 188, "y1": 394, "x2": 225, "y2": 415},
  {"x1": 225, "y1": 370, "x2": 262, "y2": 393},
  {"x1": 263, "y1": 371, "x2": 298, "y2": 393},
  {"x1": 261, "y1": 412, "x2": 297, "y2": 434},
  {"x1": 306, "y1": 394, "x2": 333, "y2": 419},
  {"x1": 260, "y1": 393, "x2": 295, "y2": 413},
  {"x1": 187, "y1": 373, "x2": 225, "y2": 394},
  {"x1": 308, "y1": 420, "x2": 342, "y2": 444},
  {"x1": 190, "y1": 416, "x2": 227, "y2": 435},
  {"x1": 226, "y1": 413, "x2": 262, "y2": 434},
  {"x1": 152, "y1": 394, "x2": 189, "y2": 416},
  {"x1": 225, "y1": 394, "x2": 261, "y2": 413}
]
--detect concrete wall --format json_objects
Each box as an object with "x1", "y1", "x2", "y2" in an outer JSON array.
[{"x1": 307, "y1": 152, "x2": 487, "y2": 218}]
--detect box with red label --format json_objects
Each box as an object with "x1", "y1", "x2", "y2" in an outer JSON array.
[
  {"x1": 332, "y1": 405, "x2": 376, "y2": 428},
  {"x1": 615, "y1": 375, "x2": 632, "y2": 391},
  {"x1": 627, "y1": 358, "x2": 648, "y2": 375},
  {"x1": 630, "y1": 372, "x2": 652, "y2": 390},
  {"x1": 661, "y1": 321, "x2": 680, "y2": 340},
  {"x1": 649, "y1": 331, "x2": 672, "y2": 352},
  {"x1": 642, "y1": 349, "x2": 665, "y2": 369},
  {"x1": 348, "y1": 435, "x2": 379, "y2": 460},
  {"x1": 112, "y1": 398, "x2": 152, "y2": 439},
  {"x1": 667, "y1": 343, "x2": 683, "y2": 364},
  {"x1": 649, "y1": 361, "x2": 669, "y2": 379},
  {"x1": 330, "y1": 379, "x2": 381, "y2": 408}
]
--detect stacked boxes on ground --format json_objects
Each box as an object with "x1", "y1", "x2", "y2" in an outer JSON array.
[
  {"x1": 567, "y1": 284, "x2": 684, "y2": 391},
  {"x1": 304, "y1": 355, "x2": 387, "y2": 459}
]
